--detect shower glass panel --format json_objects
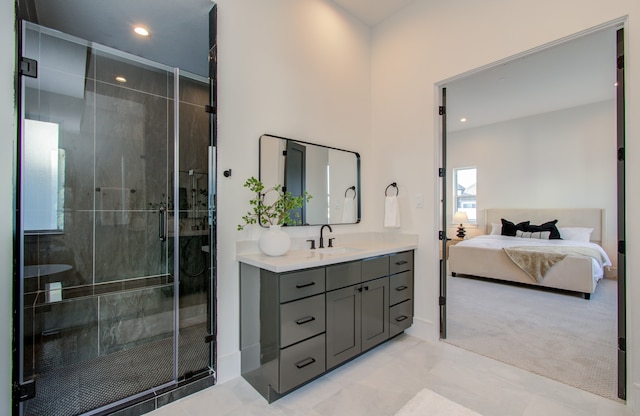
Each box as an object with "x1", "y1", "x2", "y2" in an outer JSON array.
[{"x1": 18, "y1": 22, "x2": 213, "y2": 415}]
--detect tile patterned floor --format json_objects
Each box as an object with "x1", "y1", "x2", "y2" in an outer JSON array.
[{"x1": 149, "y1": 334, "x2": 631, "y2": 416}]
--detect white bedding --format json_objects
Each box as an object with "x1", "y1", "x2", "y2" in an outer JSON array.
[
  {"x1": 456, "y1": 234, "x2": 612, "y2": 274},
  {"x1": 449, "y1": 235, "x2": 611, "y2": 296}
]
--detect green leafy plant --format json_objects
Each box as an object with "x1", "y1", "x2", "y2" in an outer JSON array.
[{"x1": 238, "y1": 177, "x2": 312, "y2": 230}]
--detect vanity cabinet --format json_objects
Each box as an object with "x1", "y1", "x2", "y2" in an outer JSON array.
[
  {"x1": 389, "y1": 251, "x2": 414, "y2": 337},
  {"x1": 325, "y1": 257, "x2": 389, "y2": 369},
  {"x1": 239, "y1": 249, "x2": 413, "y2": 402}
]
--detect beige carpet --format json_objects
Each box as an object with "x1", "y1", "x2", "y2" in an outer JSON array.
[
  {"x1": 444, "y1": 275, "x2": 619, "y2": 401},
  {"x1": 394, "y1": 388, "x2": 482, "y2": 416}
]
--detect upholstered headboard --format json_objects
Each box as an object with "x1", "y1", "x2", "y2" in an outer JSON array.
[{"x1": 484, "y1": 208, "x2": 604, "y2": 244}]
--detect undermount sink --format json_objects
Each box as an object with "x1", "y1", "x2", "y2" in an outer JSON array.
[{"x1": 317, "y1": 246, "x2": 361, "y2": 255}]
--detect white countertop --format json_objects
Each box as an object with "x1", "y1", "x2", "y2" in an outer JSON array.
[{"x1": 236, "y1": 232, "x2": 418, "y2": 273}]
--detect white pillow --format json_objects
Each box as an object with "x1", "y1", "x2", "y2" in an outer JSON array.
[
  {"x1": 515, "y1": 230, "x2": 551, "y2": 239},
  {"x1": 490, "y1": 223, "x2": 502, "y2": 235},
  {"x1": 559, "y1": 227, "x2": 593, "y2": 242}
]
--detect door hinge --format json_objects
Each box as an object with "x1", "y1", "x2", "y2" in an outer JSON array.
[
  {"x1": 439, "y1": 106, "x2": 445, "y2": 115},
  {"x1": 204, "y1": 334, "x2": 215, "y2": 344},
  {"x1": 618, "y1": 55, "x2": 624, "y2": 70},
  {"x1": 19, "y1": 57, "x2": 38, "y2": 78},
  {"x1": 618, "y1": 337, "x2": 626, "y2": 352},
  {"x1": 14, "y1": 379, "x2": 36, "y2": 402},
  {"x1": 204, "y1": 104, "x2": 216, "y2": 114},
  {"x1": 439, "y1": 296, "x2": 446, "y2": 306},
  {"x1": 282, "y1": 150, "x2": 287, "y2": 156},
  {"x1": 438, "y1": 168, "x2": 445, "y2": 177},
  {"x1": 618, "y1": 240, "x2": 625, "y2": 255},
  {"x1": 439, "y1": 231, "x2": 445, "y2": 240},
  {"x1": 618, "y1": 147, "x2": 625, "y2": 162}
]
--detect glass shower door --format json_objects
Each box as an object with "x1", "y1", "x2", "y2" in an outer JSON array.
[{"x1": 18, "y1": 22, "x2": 212, "y2": 415}]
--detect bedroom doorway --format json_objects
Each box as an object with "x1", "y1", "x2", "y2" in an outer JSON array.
[{"x1": 437, "y1": 23, "x2": 626, "y2": 401}]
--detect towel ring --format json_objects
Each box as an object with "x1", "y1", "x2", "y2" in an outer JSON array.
[
  {"x1": 345, "y1": 186, "x2": 356, "y2": 199},
  {"x1": 385, "y1": 182, "x2": 398, "y2": 197}
]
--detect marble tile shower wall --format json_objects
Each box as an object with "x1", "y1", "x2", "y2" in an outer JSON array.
[{"x1": 23, "y1": 48, "x2": 209, "y2": 377}]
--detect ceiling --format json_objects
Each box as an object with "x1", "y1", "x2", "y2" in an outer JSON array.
[
  {"x1": 445, "y1": 27, "x2": 618, "y2": 132},
  {"x1": 21, "y1": 0, "x2": 213, "y2": 76},
  {"x1": 20, "y1": 0, "x2": 616, "y2": 131},
  {"x1": 331, "y1": 0, "x2": 415, "y2": 26}
]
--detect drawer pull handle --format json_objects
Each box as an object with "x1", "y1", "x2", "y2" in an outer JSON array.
[
  {"x1": 394, "y1": 260, "x2": 408, "y2": 265},
  {"x1": 295, "y1": 316, "x2": 315, "y2": 325},
  {"x1": 296, "y1": 282, "x2": 316, "y2": 289},
  {"x1": 395, "y1": 315, "x2": 408, "y2": 322},
  {"x1": 295, "y1": 357, "x2": 316, "y2": 369},
  {"x1": 395, "y1": 285, "x2": 408, "y2": 291}
]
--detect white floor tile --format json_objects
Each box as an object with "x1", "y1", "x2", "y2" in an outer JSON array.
[{"x1": 151, "y1": 335, "x2": 632, "y2": 416}]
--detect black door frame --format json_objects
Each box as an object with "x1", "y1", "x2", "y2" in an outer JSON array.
[
  {"x1": 616, "y1": 27, "x2": 627, "y2": 401},
  {"x1": 438, "y1": 26, "x2": 627, "y2": 400}
]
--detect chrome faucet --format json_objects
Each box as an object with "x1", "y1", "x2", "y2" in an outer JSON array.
[{"x1": 319, "y1": 224, "x2": 333, "y2": 248}]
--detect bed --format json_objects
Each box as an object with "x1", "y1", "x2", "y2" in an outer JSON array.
[{"x1": 448, "y1": 208, "x2": 612, "y2": 299}]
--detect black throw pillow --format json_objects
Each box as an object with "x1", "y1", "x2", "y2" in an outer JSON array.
[
  {"x1": 501, "y1": 218, "x2": 530, "y2": 237},
  {"x1": 525, "y1": 219, "x2": 562, "y2": 240}
]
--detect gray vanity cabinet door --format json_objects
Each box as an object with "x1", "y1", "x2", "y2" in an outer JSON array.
[
  {"x1": 361, "y1": 277, "x2": 389, "y2": 352},
  {"x1": 326, "y1": 285, "x2": 362, "y2": 369}
]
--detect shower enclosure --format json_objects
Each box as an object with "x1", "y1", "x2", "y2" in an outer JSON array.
[{"x1": 16, "y1": 22, "x2": 215, "y2": 415}]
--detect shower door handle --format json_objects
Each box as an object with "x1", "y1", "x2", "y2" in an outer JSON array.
[{"x1": 159, "y1": 207, "x2": 167, "y2": 241}]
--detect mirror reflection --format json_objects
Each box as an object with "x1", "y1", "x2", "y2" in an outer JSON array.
[
  {"x1": 260, "y1": 134, "x2": 360, "y2": 226},
  {"x1": 24, "y1": 119, "x2": 66, "y2": 232}
]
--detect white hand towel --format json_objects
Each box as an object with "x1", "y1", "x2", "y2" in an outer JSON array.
[
  {"x1": 342, "y1": 197, "x2": 356, "y2": 223},
  {"x1": 384, "y1": 195, "x2": 400, "y2": 228}
]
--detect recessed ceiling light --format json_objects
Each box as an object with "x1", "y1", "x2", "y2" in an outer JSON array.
[
  {"x1": 134, "y1": 26, "x2": 149, "y2": 37},
  {"x1": 460, "y1": 118, "x2": 467, "y2": 123},
  {"x1": 115, "y1": 76, "x2": 127, "y2": 83}
]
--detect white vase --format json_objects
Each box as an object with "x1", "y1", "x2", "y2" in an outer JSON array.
[{"x1": 259, "y1": 224, "x2": 291, "y2": 256}]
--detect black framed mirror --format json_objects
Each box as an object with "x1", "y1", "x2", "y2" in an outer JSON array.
[{"x1": 259, "y1": 134, "x2": 361, "y2": 226}]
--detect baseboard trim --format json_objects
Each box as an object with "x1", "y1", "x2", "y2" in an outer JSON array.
[
  {"x1": 216, "y1": 350, "x2": 241, "y2": 384},
  {"x1": 406, "y1": 316, "x2": 437, "y2": 341}
]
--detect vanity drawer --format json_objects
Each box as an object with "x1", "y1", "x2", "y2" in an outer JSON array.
[
  {"x1": 389, "y1": 251, "x2": 413, "y2": 275},
  {"x1": 280, "y1": 294, "x2": 325, "y2": 348},
  {"x1": 279, "y1": 333, "x2": 326, "y2": 393},
  {"x1": 389, "y1": 271, "x2": 413, "y2": 306},
  {"x1": 280, "y1": 268, "x2": 325, "y2": 303},
  {"x1": 326, "y1": 261, "x2": 361, "y2": 291},
  {"x1": 389, "y1": 300, "x2": 413, "y2": 338},
  {"x1": 362, "y1": 255, "x2": 389, "y2": 282}
]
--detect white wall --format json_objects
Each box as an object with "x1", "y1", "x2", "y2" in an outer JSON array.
[
  {"x1": 215, "y1": 0, "x2": 372, "y2": 381},
  {"x1": 448, "y1": 100, "x2": 618, "y2": 270},
  {"x1": 370, "y1": 0, "x2": 640, "y2": 411},
  {"x1": 0, "y1": 0, "x2": 14, "y2": 413}
]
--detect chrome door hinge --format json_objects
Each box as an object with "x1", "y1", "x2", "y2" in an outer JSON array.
[{"x1": 19, "y1": 57, "x2": 38, "y2": 78}]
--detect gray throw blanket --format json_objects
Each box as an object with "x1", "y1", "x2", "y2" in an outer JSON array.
[{"x1": 503, "y1": 246, "x2": 606, "y2": 283}]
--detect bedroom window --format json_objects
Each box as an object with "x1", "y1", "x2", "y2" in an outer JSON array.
[{"x1": 453, "y1": 167, "x2": 476, "y2": 224}]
